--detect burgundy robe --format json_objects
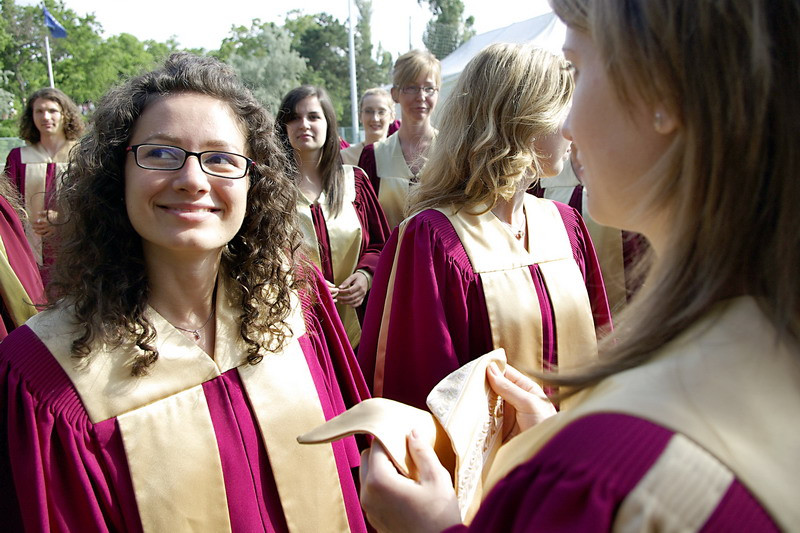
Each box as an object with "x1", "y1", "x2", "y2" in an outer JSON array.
[
  {"x1": 308, "y1": 167, "x2": 390, "y2": 286},
  {"x1": 0, "y1": 270, "x2": 370, "y2": 532},
  {"x1": 445, "y1": 414, "x2": 778, "y2": 532},
  {"x1": 358, "y1": 203, "x2": 611, "y2": 410},
  {"x1": 0, "y1": 195, "x2": 44, "y2": 339}
]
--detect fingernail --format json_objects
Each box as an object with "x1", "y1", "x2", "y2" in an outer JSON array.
[
  {"x1": 409, "y1": 429, "x2": 418, "y2": 440},
  {"x1": 489, "y1": 363, "x2": 500, "y2": 375}
]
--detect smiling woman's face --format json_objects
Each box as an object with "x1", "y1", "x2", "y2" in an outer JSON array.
[{"x1": 124, "y1": 92, "x2": 249, "y2": 262}]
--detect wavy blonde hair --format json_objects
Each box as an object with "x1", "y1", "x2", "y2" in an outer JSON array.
[
  {"x1": 550, "y1": 0, "x2": 800, "y2": 391},
  {"x1": 407, "y1": 44, "x2": 572, "y2": 215}
]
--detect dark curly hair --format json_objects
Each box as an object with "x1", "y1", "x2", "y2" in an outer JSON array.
[
  {"x1": 48, "y1": 52, "x2": 307, "y2": 376},
  {"x1": 19, "y1": 87, "x2": 84, "y2": 143}
]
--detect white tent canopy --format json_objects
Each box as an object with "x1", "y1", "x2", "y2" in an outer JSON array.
[{"x1": 433, "y1": 11, "x2": 566, "y2": 122}]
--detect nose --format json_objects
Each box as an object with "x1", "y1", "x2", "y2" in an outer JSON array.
[
  {"x1": 173, "y1": 154, "x2": 210, "y2": 193},
  {"x1": 562, "y1": 111, "x2": 574, "y2": 142}
]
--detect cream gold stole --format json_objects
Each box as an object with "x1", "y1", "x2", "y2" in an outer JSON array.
[
  {"x1": 539, "y1": 165, "x2": 626, "y2": 317},
  {"x1": 483, "y1": 298, "x2": 800, "y2": 530},
  {"x1": 440, "y1": 196, "x2": 596, "y2": 379},
  {"x1": 28, "y1": 279, "x2": 351, "y2": 533},
  {"x1": 374, "y1": 134, "x2": 415, "y2": 228},
  {"x1": 0, "y1": 232, "x2": 38, "y2": 326},
  {"x1": 296, "y1": 165, "x2": 362, "y2": 346},
  {"x1": 19, "y1": 142, "x2": 74, "y2": 264}
]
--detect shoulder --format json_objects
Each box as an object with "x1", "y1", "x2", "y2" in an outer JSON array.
[
  {"x1": 398, "y1": 210, "x2": 473, "y2": 272},
  {"x1": 0, "y1": 323, "x2": 89, "y2": 425}
]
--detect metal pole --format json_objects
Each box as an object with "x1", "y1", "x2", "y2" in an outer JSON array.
[
  {"x1": 348, "y1": 0, "x2": 359, "y2": 143},
  {"x1": 45, "y1": 35, "x2": 55, "y2": 88}
]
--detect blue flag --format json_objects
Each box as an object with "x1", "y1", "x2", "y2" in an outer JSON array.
[{"x1": 43, "y1": 7, "x2": 67, "y2": 39}]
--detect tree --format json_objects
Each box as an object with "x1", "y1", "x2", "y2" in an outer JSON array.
[
  {"x1": 418, "y1": 0, "x2": 475, "y2": 59},
  {"x1": 220, "y1": 20, "x2": 307, "y2": 114},
  {"x1": 355, "y1": 0, "x2": 393, "y2": 91}
]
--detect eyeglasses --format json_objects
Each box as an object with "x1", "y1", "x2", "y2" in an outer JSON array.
[
  {"x1": 399, "y1": 85, "x2": 439, "y2": 96},
  {"x1": 362, "y1": 107, "x2": 390, "y2": 117},
  {"x1": 126, "y1": 144, "x2": 253, "y2": 179}
]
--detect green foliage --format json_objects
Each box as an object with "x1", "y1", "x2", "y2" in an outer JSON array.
[
  {"x1": 221, "y1": 21, "x2": 307, "y2": 114},
  {"x1": 418, "y1": 0, "x2": 475, "y2": 59}
]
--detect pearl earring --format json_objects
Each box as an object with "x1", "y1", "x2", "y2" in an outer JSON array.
[{"x1": 654, "y1": 112, "x2": 663, "y2": 129}]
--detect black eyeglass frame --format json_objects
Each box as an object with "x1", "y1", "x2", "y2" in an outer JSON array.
[{"x1": 126, "y1": 144, "x2": 254, "y2": 179}]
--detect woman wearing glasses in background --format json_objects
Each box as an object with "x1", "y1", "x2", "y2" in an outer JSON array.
[
  {"x1": 340, "y1": 88, "x2": 396, "y2": 166},
  {"x1": 358, "y1": 50, "x2": 440, "y2": 228},
  {"x1": 0, "y1": 54, "x2": 370, "y2": 532},
  {"x1": 277, "y1": 86, "x2": 390, "y2": 348}
]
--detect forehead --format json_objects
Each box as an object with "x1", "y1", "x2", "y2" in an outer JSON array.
[
  {"x1": 362, "y1": 94, "x2": 391, "y2": 109},
  {"x1": 294, "y1": 96, "x2": 323, "y2": 113},
  {"x1": 131, "y1": 93, "x2": 247, "y2": 148},
  {"x1": 33, "y1": 98, "x2": 61, "y2": 111}
]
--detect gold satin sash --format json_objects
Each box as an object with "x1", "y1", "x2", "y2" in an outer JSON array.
[
  {"x1": 483, "y1": 298, "x2": 800, "y2": 530},
  {"x1": 19, "y1": 143, "x2": 72, "y2": 264},
  {"x1": 0, "y1": 233, "x2": 38, "y2": 327},
  {"x1": 374, "y1": 134, "x2": 415, "y2": 228},
  {"x1": 29, "y1": 277, "x2": 350, "y2": 533},
  {"x1": 540, "y1": 163, "x2": 627, "y2": 316},
  {"x1": 296, "y1": 165, "x2": 363, "y2": 345},
  {"x1": 438, "y1": 196, "x2": 597, "y2": 380}
]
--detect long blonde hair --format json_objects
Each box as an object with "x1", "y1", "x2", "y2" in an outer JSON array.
[
  {"x1": 550, "y1": 0, "x2": 800, "y2": 390},
  {"x1": 407, "y1": 44, "x2": 573, "y2": 215}
]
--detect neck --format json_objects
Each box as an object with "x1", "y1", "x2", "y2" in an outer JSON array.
[
  {"x1": 491, "y1": 186, "x2": 527, "y2": 225},
  {"x1": 37, "y1": 133, "x2": 67, "y2": 157},
  {"x1": 398, "y1": 120, "x2": 434, "y2": 143},
  {"x1": 364, "y1": 131, "x2": 384, "y2": 144},
  {"x1": 144, "y1": 247, "x2": 220, "y2": 330},
  {"x1": 295, "y1": 149, "x2": 322, "y2": 177}
]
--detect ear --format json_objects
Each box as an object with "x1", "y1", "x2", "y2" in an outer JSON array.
[
  {"x1": 653, "y1": 105, "x2": 679, "y2": 135},
  {"x1": 390, "y1": 87, "x2": 400, "y2": 103}
]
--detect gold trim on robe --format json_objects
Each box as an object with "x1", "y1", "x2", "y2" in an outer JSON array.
[
  {"x1": 539, "y1": 164, "x2": 627, "y2": 316},
  {"x1": 340, "y1": 142, "x2": 366, "y2": 166},
  {"x1": 296, "y1": 165, "x2": 363, "y2": 345},
  {"x1": 374, "y1": 134, "x2": 416, "y2": 228},
  {"x1": 27, "y1": 276, "x2": 351, "y2": 533},
  {"x1": 483, "y1": 297, "x2": 800, "y2": 530},
  {"x1": 18, "y1": 142, "x2": 74, "y2": 264},
  {"x1": 437, "y1": 196, "x2": 597, "y2": 379},
  {"x1": 0, "y1": 233, "x2": 38, "y2": 327}
]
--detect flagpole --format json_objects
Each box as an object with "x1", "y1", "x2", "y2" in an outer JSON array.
[{"x1": 44, "y1": 34, "x2": 55, "y2": 88}]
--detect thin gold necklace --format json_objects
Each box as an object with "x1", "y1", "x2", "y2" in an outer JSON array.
[{"x1": 171, "y1": 309, "x2": 215, "y2": 341}]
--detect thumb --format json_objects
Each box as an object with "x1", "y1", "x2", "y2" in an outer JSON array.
[{"x1": 406, "y1": 429, "x2": 449, "y2": 485}]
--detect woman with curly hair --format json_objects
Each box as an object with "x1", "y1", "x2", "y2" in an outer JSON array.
[
  {"x1": 358, "y1": 44, "x2": 611, "y2": 410},
  {"x1": 359, "y1": 0, "x2": 798, "y2": 530},
  {"x1": 0, "y1": 53, "x2": 369, "y2": 532},
  {"x1": 3, "y1": 87, "x2": 84, "y2": 276},
  {"x1": 277, "y1": 85, "x2": 389, "y2": 348}
]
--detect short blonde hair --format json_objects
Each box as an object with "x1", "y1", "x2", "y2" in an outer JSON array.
[
  {"x1": 408, "y1": 44, "x2": 572, "y2": 215},
  {"x1": 392, "y1": 49, "x2": 441, "y2": 88}
]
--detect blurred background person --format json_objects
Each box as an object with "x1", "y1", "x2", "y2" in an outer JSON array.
[
  {"x1": 0, "y1": 177, "x2": 43, "y2": 340},
  {"x1": 3, "y1": 87, "x2": 84, "y2": 280},
  {"x1": 358, "y1": 50, "x2": 440, "y2": 228},
  {"x1": 358, "y1": 44, "x2": 610, "y2": 410},
  {"x1": 278, "y1": 85, "x2": 390, "y2": 348},
  {"x1": 0, "y1": 54, "x2": 369, "y2": 532},
  {"x1": 340, "y1": 88, "x2": 395, "y2": 166}
]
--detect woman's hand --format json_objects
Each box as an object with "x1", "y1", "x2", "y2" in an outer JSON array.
[
  {"x1": 33, "y1": 209, "x2": 57, "y2": 237},
  {"x1": 359, "y1": 430, "x2": 461, "y2": 533},
  {"x1": 337, "y1": 271, "x2": 369, "y2": 307},
  {"x1": 326, "y1": 280, "x2": 340, "y2": 303},
  {"x1": 487, "y1": 363, "x2": 556, "y2": 441}
]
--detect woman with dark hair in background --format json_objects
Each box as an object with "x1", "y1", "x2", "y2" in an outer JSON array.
[
  {"x1": 0, "y1": 54, "x2": 369, "y2": 532},
  {"x1": 359, "y1": 0, "x2": 799, "y2": 530},
  {"x1": 278, "y1": 85, "x2": 389, "y2": 348},
  {"x1": 3, "y1": 87, "x2": 84, "y2": 278}
]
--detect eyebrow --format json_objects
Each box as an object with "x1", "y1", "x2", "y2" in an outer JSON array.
[{"x1": 138, "y1": 134, "x2": 240, "y2": 151}]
